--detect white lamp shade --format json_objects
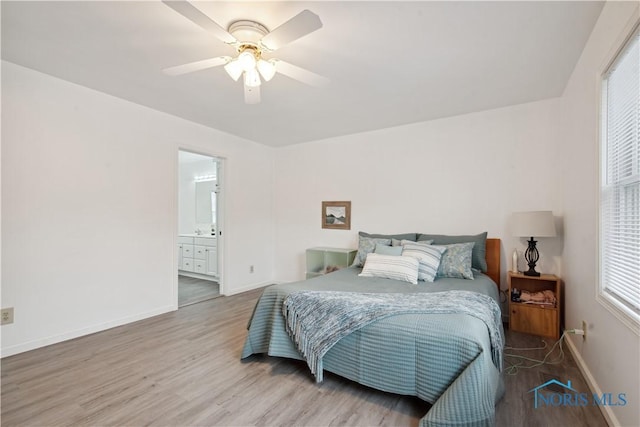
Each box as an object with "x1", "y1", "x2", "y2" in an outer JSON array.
[
  {"x1": 511, "y1": 211, "x2": 556, "y2": 237},
  {"x1": 224, "y1": 59, "x2": 243, "y2": 81},
  {"x1": 237, "y1": 50, "x2": 256, "y2": 72},
  {"x1": 257, "y1": 59, "x2": 277, "y2": 82}
]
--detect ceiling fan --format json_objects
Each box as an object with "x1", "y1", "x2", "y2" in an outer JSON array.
[{"x1": 162, "y1": 1, "x2": 329, "y2": 104}]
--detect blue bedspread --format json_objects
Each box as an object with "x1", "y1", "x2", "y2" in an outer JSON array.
[
  {"x1": 242, "y1": 267, "x2": 505, "y2": 426},
  {"x1": 283, "y1": 290, "x2": 503, "y2": 382}
]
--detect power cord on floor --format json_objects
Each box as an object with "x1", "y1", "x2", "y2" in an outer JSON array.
[
  {"x1": 503, "y1": 331, "x2": 569, "y2": 375},
  {"x1": 504, "y1": 340, "x2": 549, "y2": 352}
]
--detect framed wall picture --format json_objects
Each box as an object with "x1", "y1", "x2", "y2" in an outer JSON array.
[{"x1": 322, "y1": 201, "x2": 351, "y2": 230}]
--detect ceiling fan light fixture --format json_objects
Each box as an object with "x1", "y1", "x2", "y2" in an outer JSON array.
[
  {"x1": 224, "y1": 59, "x2": 244, "y2": 81},
  {"x1": 257, "y1": 59, "x2": 277, "y2": 82},
  {"x1": 163, "y1": 3, "x2": 326, "y2": 104},
  {"x1": 237, "y1": 49, "x2": 257, "y2": 72},
  {"x1": 244, "y1": 68, "x2": 261, "y2": 87}
]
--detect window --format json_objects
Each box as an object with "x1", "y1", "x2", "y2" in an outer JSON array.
[{"x1": 600, "y1": 23, "x2": 640, "y2": 329}]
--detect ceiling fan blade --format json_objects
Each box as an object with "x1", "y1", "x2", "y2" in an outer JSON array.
[
  {"x1": 163, "y1": 1, "x2": 237, "y2": 45},
  {"x1": 260, "y1": 10, "x2": 322, "y2": 51},
  {"x1": 244, "y1": 84, "x2": 261, "y2": 104},
  {"x1": 274, "y1": 60, "x2": 329, "y2": 87},
  {"x1": 163, "y1": 56, "x2": 230, "y2": 76}
]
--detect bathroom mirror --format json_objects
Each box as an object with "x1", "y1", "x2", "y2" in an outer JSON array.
[{"x1": 195, "y1": 180, "x2": 215, "y2": 224}]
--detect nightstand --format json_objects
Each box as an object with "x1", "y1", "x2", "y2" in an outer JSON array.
[
  {"x1": 305, "y1": 247, "x2": 357, "y2": 279},
  {"x1": 508, "y1": 272, "x2": 562, "y2": 339}
]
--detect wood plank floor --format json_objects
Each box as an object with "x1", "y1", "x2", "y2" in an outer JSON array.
[
  {"x1": 1, "y1": 288, "x2": 607, "y2": 427},
  {"x1": 497, "y1": 332, "x2": 608, "y2": 427},
  {"x1": 178, "y1": 275, "x2": 220, "y2": 307}
]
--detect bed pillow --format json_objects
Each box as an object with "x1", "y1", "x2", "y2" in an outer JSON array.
[
  {"x1": 432, "y1": 242, "x2": 475, "y2": 280},
  {"x1": 375, "y1": 243, "x2": 403, "y2": 256},
  {"x1": 417, "y1": 232, "x2": 488, "y2": 272},
  {"x1": 360, "y1": 231, "x2": 418, "y2": 242},
  {"x1": 401, "y1": 241, "x2": 447, "y2": 282},
  {"x1": 352, "y1": 236, "x2": 392, "y2": 267},
  {"x1": 400, "y1": 239, "x2": 433, "y2": 246},
  {"x1": 359, "y1": 253, "x2": 419, "y2": 284}
]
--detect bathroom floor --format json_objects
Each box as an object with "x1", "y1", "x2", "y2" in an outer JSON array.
[{"x1": 178, "y1": 275, "x2": 220, "y2": 307}]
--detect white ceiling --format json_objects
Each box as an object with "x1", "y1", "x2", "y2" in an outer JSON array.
[{"x1": 1, "y1": 1, "x2": 604, "y2": 147}]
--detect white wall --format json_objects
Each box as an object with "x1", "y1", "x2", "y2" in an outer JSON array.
[
  {"x1": 559, "y1": 2, "x2": 640, "y2": 426},
  {"x1": 273, "y1": 99, "x2": 564, "y2": 284},
  {"x1": 1, "y1": 61, "x2": 275, "y2": 357}
]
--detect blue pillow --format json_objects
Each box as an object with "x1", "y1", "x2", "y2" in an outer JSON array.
[
  {"x1": 352, "y1": 236, "x2": 392, "y2": 267},
  {"x1": 418, "y1": 232, "x2": 487, "y2": 272},
  {"x1": 359, "y1": 231, "x2": 417, "y2": 242},
  {"x1": 432, "y1": 242, "x2": 475, "y2": 279},
  {"x1": 375, "y1": 243, "x2": 403, "y2": 256}
]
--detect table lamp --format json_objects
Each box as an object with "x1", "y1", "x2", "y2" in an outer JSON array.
[{"x1": 511, "y1": 211, "x2": 556, "y2": 276}]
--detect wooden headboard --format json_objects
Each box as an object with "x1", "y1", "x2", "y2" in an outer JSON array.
[{"x1": 485, "y1": 238, "x2": 501, "y2": 289}]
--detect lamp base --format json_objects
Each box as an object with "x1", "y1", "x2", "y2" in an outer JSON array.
[
  {"x1": 524, "y1": 237, "x2": 541, "y2": 277},
  {"x1": 523, "y1": 269, "x2": 541, "y2": 277}
]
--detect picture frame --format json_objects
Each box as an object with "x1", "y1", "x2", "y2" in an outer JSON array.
[{"x1": 322, "y1": 201, "x2": 351, "y2": 230}]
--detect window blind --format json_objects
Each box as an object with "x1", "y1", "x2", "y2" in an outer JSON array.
[{"x1": 601, "y1": 26, "x2": 640, "y2": 318}]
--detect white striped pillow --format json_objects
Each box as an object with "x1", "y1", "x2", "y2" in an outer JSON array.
[
  {"x1": 401, "y1": 241, "x2": 447, "y2": 282},
  {"x1": 359, "y1": 253, "x2": 419, "y2": 284}
]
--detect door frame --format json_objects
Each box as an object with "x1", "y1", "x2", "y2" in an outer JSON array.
[{"x1": 175, "y1": 147, "x2": 226, "y2": 302}]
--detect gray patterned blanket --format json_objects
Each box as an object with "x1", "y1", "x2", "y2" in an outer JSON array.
[{"x1": 283, "y1": 290, "x2": 503, "y2": 382}]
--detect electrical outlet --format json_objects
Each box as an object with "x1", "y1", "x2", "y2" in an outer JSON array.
[
  {"x1": 250, "y1": 265, "x2": 254, "y2": 274},
  {"x1": 582, "y1": 320, "x2": 587, "y2": 341},
  {"x1": 1, "y1": 308, "x2": 14, "y2": 325}
]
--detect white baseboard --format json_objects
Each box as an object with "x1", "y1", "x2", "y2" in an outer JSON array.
[
  {"x1": 564, "y1": 335, "x2": 619, "y2": 427},
  {"x1": 224, "y1": 280, "x2": 275, "y2": 296},
  {"x1": 1, "y1": 304, "x2": 176, "y2": 358},
  {"x1": 178, "y1": 271, "x2": 218, "y2": 282}
]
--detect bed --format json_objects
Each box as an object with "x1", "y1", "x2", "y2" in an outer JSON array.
[{"x1": 241, "y1": 234, "x2": 504, "y2": 427}]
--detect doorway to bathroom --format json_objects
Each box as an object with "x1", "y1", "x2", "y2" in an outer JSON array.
[{"x1": 177, "y1": 150, "x2": 224, "y2": 307}]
